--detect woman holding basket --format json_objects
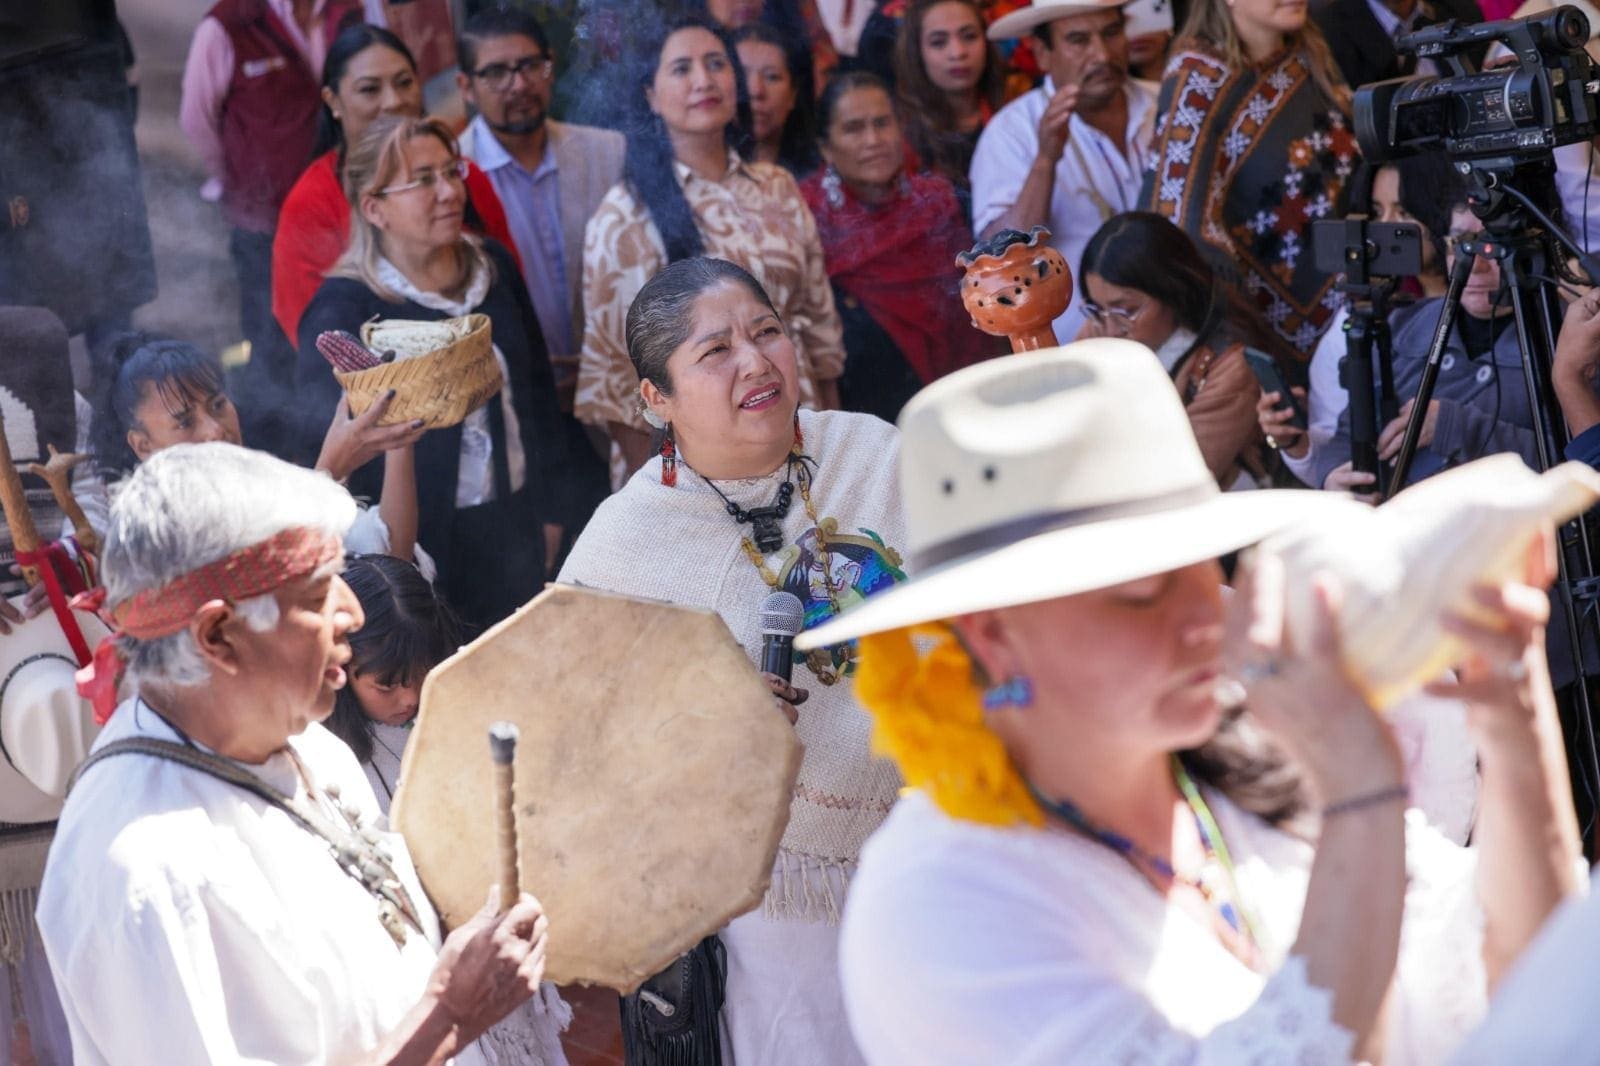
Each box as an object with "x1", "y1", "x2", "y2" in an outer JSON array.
[{"x1": 295, "y1": 115, "x2": 577, "y2": 631}]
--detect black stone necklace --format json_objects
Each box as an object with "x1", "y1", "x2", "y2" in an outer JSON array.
[{"x1": 702, "y1": 451, "x2": 800, "y2": 554}]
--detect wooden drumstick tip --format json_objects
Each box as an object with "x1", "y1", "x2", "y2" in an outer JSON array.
[{"x1": 489, "y1": 721, "x2": 519, "y2": 764}]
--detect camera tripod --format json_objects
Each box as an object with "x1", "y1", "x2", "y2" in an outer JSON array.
[
  {"x1": 1387, "y1": 155, "x2": 1600, "y2": 815},
  {"x1": 1333, "y1": 250, "x2": 1402, "y2": 497}
]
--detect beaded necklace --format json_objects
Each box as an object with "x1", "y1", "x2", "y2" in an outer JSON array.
[
  {"x1": 1028, "y1": 756, "x2": 1266, "y2": 968},
  {"x1": 682, "y1": 426, "x2": 853, "y2": 685}
]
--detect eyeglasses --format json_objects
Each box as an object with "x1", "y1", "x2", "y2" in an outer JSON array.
[
  {"x1": 1081, "y1": 300, "x2": 1146, "y2": 335},
  {"x1": 1444, "y1": 230, "x2": 1486, "y2": 255},
  {"x1": 375, "y1": 159, "x2": 470, "y2": 197},
  {"x1": 471, "y1": 56, "x2": 553, "y2": 91}
]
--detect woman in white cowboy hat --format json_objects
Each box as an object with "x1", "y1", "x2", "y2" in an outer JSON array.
[{"x1": 798, "y1": 339, "x2": 1583, "y2": 1064}]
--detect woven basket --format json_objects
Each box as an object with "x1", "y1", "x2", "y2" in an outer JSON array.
[{"x1": 335, "y1": 313, "x2": 501, "y2": 428}]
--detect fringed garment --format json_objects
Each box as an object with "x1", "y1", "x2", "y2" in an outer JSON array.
[
  {"x1": 558, "y1": 409, "x2": 908, "y2": 1065},
  {"x1": 1143, "y1": 40, "x2": 1358, "y2": 357}
]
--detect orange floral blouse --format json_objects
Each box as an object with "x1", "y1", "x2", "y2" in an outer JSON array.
[{"x1": 576, "y1": 152, "x2": 845, "y2": 433}]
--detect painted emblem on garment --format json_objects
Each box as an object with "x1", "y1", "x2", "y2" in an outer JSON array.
[{"x1": 771, "y1": 518, "x2": 906, "y2": 683}]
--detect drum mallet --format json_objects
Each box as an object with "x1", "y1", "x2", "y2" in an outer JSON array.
[{"x1": 489, "y1": 721, "x2": 521, "y2": 913}]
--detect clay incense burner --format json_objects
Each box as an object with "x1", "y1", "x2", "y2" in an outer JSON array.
[{"x1": 956, "y1": 226, "x2": 1072, "y2": 352}]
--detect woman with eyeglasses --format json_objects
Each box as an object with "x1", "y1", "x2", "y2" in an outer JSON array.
[
  {"x1": 294, "y1": 115, "x2": 577, "y2": 633},
  {"x1": 1079, "y1": 212, "x2": 1297, "y2": 489},
  {"x1": 1260, "y1": 155, "x2": 1458, "y2": 490},
  {"x1": 271, "y1": 24, "x2": 518, "y2": 352},
  {"x1": 1306, "y1": 192, "x2": 1535, "y2": 495}
]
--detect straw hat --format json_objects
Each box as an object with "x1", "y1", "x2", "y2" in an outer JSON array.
[
  {"x1": 0, "y1": 598, "x2": 108, "y2": 824},
  {"x1": 797, "y1": 340, "x2": 1333, "y2": 650},
  {"x1": 988, "y1": 0, "x2": 1131, "y2": 40}
]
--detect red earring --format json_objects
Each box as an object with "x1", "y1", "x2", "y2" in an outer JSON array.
[{"x1": 660, "y1": 428, "x2": 678, "y2": 488}]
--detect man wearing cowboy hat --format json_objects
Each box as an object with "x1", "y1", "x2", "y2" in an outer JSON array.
[
  {"x1": 970, "y1": 0, "x2": 1158, "y2": 341},
  {"x1": 36, "y1": 443, "x2": 547, "y2": 1064}
]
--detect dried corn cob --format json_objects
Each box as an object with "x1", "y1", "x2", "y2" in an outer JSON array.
[{"x1": 316, "y1": 330, "x2": 384, "y2": 372}]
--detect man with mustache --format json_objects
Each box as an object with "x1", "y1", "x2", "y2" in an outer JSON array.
[
  {"x1": 456, "y1": 7, "x2": 625, "y2": 412},
  {"x1": 970, "y1": 0, "x2": 1156, "y2": 341}
]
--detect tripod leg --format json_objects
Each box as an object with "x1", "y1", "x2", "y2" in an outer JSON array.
[{"x1": 1388, "y1": 250, "x2": 1477, "y2": 497}]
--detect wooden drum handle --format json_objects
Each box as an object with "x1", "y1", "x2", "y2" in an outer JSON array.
[{"x1": 489, "y1": 721, "x2": 520, "y2": 913}]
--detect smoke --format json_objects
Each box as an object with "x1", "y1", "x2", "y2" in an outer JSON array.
[{"x1": 0, "y1": 50, "x2": 158, "y2": 337}]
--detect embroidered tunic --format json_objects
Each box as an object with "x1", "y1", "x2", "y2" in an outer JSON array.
[
  {"x1": 1142, "y1": 41, "x2": 1358, "y2": 356},
  {"x1": 576, "y1": 153, "x2": 845, "y2": 436},
  {"x1": 558, "y1": 409, "x2": 907, "y2": 1065}
]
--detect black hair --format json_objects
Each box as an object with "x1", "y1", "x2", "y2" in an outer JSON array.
[
  {"x1": 731, "y1": 23, "x2": 820, "y2": 176},
  {"x1": 816, "y1": 69, "x2": 893, "y2": 138},
  {"x1": 311, "y1": 23, "x2": 418, "y2": 161},
  {"x1": 1394, "y1": 154, "x2": 1468, "y2": 269},
  {"x1": 458, "y1": 4, "x2": 554, "y2": 75},
  {"x1": 625, "y1": 257, "x2": 778, "y2": 395},
  {"x1": 325, "y1": 554, "x2": 463, "y2": 766},
  {"x1": 1078, "y1": 211, "x2": 1298, "y2": 371},
  {"x1": 892, "y1": 0, "x2": 1006, "y2": 184},
  {"x1": 89, "y1": 332, "x2": 228, "y2": 477},
  {"x1": 622, "y1": 14, "x2": 753, "y2": 262}
]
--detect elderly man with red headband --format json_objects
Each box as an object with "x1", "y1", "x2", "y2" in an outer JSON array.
[{"x1": 35, "y1": 442, "x2": 546, "y2": 1065}]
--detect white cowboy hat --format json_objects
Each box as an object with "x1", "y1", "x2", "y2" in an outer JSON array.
[
  {"x1": 988, "y1": 0, "x2": 1131, "y2": 41},
  {"x1": 0, "y1": 596, "x2": 109, "y2": 824},
  {"x1": 797, "y1": 340, "x2": 1338, "y2": 651}
]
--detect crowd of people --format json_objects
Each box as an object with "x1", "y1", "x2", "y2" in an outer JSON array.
[{"x1": 10, "y1": 0, "x2": 1600, "y2": 1061}]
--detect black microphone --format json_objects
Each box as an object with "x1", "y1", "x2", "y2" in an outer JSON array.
[{"x1": 759, "y1": 591, "x2": 806, "y2": 683}]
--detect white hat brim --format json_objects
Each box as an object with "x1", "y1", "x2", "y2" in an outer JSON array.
[
  {"x1": 988, "y1": 0, "x2": 1130, "y2": 40},
  {"x1": 797, "y1": 488, "x2": 1341, "y2": 650}
]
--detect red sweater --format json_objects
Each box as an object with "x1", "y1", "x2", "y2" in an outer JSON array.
[{"x1": 270, "y1": 150, "x2": 520, "y2": 345}]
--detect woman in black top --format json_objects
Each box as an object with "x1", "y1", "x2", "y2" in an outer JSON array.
[{"x1": 295, "y1": 115, "x2": 576, "y2": 632}]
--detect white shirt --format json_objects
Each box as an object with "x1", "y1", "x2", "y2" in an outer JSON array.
[
  {"x1": 38, "y1": 700, "x2": 484, "y2": 1066},
  {"x1": 1555, "y1": 139, "x2": 1600, "y2": 255},
  {"x1": 970, "y1": 78, "x2": 1158, "y2": 341},
  {"x1": 1451, "y1": 867, "x2": 1599, "y2": 1064},
  {"x1": 373, "y1": 254, "x2": 528, "y2": 509},
  {"x1": 815, "y1": 0, "x2": 875, "y2": 56},
  {"x1": 841, "y1": 789, "x2": 1486, "y2": 1065}
]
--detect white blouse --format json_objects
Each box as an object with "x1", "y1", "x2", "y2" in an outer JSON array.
[{"x1": 840, "y1": 789, "x2": 1486, "y2": 1065}]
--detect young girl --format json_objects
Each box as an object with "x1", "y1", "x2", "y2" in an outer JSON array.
[
  {"x1": 322, "y1": 554, "x2": 460, "y2": 809},
  {"x1": 88, "y1": 331, "x2": 426, "y2": 570},
  {"x1": 322, "y1": 554, "x2": 573, "y2": 1066}
]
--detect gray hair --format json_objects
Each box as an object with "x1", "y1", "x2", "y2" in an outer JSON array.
[{"x1": 103, "y1": 443, "x2": 358, "y2": 690}]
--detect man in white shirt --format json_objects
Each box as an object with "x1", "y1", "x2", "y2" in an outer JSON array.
[
  {"x1": 37, "y1": 443, "x2": 547, "y2": 1065},
  {"x1": 970, "y1": 0, "x2": 1156, "y2": 341}
]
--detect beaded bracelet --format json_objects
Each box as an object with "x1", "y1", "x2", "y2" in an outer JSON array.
[{"x1": 1322, "y1": 784, "x2": 1409, "y2": 820}]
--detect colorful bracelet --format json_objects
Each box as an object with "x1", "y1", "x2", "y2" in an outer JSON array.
[{"x1": 1322, "y1": 784, "x2": 1409, "y2": 820}]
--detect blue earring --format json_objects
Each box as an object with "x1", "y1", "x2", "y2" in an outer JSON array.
[{"x1": 982, "y1": 676, "x2": 1035, "y2": 712}]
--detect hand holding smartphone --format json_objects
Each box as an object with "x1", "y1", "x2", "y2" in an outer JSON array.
[{"x1": 1243, "y1": 348, "x2": 1308, "y2": 431}]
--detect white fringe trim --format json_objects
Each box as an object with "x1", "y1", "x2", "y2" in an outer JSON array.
[
  {"x1": 762, "y1": 850, "x2": 857, "y2": 924},
  {"x1": 0, "y1": 886, "x2": 37, "y2": 968}
]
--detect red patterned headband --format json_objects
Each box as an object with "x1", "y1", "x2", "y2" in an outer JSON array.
[{"x1": 74, "y1": 527, "x2": 344, "y2": 724}]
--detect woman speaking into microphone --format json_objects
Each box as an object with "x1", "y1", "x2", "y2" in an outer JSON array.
[{"x1": 558, "y1": 256, "x2": 909, "y2": 1066}]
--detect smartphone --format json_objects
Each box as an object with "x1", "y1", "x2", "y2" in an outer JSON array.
[
  {"x1": 1312, "y1": 219, "x2": 1425, "y2": 279},
  {"x1": 1242, "y1": 348, "x2": 1308, "y2": 431}
]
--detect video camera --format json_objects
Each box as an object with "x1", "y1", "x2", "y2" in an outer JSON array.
[{"x1": 1354, "y1": 6, "x2": 1600, "y2": 162}]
